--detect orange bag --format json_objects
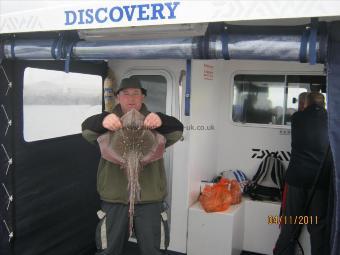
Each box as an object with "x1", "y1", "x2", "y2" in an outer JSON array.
[
  {"x1": 230, "y1": 180, "x2": 241, "y2": 205},
  {"x1": 199, "y1": 178, "x2": 232, "y2": 212}
]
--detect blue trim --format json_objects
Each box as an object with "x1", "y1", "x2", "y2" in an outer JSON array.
[
  {"x1": 0, "y1": 43, "x2": 3, "y2": 64},
  {"x1": 299, "y1": 29, "x2": 309, "y2": 63},
  {"x1": 221, "y1": 30, "x2": 230, "y2": 60},
  {"x1": 64, "y1": 41, "x2": 76, "y2": 73},
  {"x1": 185, "y1": 59, "x2": 191, "y2": 116},
  {"x1": 309, "y1": 18, "x2": 318, "y2": 65},
  {"x1": 51, "y1": 39, "x2": 58, "y2": 60},
  {"x1": 234, "y1": 171, "x2": 241, "y2": 182},
  {"x1": 51, "y1": 35, "x2": 64, "y2": 60},
  {"x1": 10, "y1": 39, "x2": 15, "y2": 59},
  {"x1": 203, "y1": 34, "x2": 209, "y2": 59}
]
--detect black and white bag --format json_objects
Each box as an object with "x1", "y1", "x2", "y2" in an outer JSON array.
[
  {"x1": 245, "y1": 155, "x2": 286, "y2": 201},
  {"x1": 221, "y1": 169, "x2": 249, "y2": 192}
]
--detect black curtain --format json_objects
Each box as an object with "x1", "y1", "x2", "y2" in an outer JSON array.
[{"x1": 7, "y1": 60, "x2": 106, "y2": 255}]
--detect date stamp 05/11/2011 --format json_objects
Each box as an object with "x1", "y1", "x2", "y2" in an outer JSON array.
[{"x1": 267, "y1": 215, "x2": 319, "y2": 225}]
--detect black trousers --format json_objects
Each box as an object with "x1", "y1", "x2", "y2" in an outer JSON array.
[
  {"x1": 95, "y1": 201, "x2": 163, "y2": 255},
  {"x1": 274, "y1": 184, "x2": 329, "y2": 255}
]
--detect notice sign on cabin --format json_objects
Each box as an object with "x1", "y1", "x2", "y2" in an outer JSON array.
[{"x1": 203, "y1": 64, "x2": 214, "y2": 80}]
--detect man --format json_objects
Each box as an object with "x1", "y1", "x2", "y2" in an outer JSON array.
[
  {"x1": 82, "y1": 77, "x2": 183, "y2": 255},
  {"x1": 298, "y1": 91, "x2": 309, "y2": 112},
  {"x1": 274, "y1": 92, "x2": 331, "y2": 255}
]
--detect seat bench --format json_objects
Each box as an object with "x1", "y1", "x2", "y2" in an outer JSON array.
[{"x1": 187, "y1": 197, "x2": 310, "y2": 255}]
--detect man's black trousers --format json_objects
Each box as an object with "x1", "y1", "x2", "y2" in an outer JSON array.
[
  {"x1": 95, "y1": 201, "x2": 165, "y2": 255},
  {"x1": 274, "y1": 184, "x2": 329, "y2": 255}
]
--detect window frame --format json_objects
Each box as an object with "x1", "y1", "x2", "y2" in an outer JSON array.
[
  {"x1": 123, "y1": 68, "x2": 175, "y2": 116},
  {"x1": 229, "y1": 70, "x2": 325, "y2": 129},
  {"x1": 20, "y1": 61, "x2": 105, "y2": 144}
]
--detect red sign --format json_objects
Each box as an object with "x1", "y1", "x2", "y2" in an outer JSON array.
[{"x1": 203, "y1": 64, "x2": 214, "y2": 80}]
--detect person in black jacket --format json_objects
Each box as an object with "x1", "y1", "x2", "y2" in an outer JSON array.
[{"x1": 274, "y1": 92, "x2": 331, "y2": 255}]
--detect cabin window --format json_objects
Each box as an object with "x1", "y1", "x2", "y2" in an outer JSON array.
[
  {"x1": 130, "y1": 75, "x2": 167, "y2": 113},
  {"x1": 23, "y1": 67, "x2": 102, "y2": 142},
  {"x1": 232, "y1": 74, "x2": 326, "y2": 126}
]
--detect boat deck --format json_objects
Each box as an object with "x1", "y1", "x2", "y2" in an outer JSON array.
[{"x1": 123, "y1": 242, "x2": 265, "y2": 255}]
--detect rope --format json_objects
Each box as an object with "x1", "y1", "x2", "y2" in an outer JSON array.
[
  {"x1": 1, "y1": 65, "x2": 12, "y2": 96},
  {"x1": 1, "y1": 183, "x2": 13, "y2": 210},
  {"x1": 1, "y1": 144, "x2": 12, "y2": 176},
  {"x1": 2, "y1": 219, "x2": 13, "y2": 242},
  {"x1": 1, "y1": 105, "x2": 12, "y2": 136},
  {"x1": 0, "y1": 61, "x2": 14, "y2": 244}
]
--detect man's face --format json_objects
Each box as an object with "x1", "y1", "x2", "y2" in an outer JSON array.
[{"x1": 117, "y1": 88, "x2": 144, "y2": 113}]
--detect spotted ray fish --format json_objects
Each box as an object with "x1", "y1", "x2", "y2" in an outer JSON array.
[{"x1": 97, "y1": 109, "x2": 166, "y2": 236}]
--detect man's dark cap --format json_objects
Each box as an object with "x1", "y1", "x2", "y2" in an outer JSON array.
[{"x1": 114, "y1": 77, "x2": 147, "y2": 96}]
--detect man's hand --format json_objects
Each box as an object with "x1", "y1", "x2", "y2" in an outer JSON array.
[
  {"x1": 144, "y1": 113, "x2": 162, "y2": 129},
  {"x1": 102, "y1": 113, "x2": 122, "y2": 131}
]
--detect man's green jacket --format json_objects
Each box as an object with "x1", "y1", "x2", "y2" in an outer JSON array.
[{"x1": 81, "y1": 104, "x2": 183, "y2": 204}]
